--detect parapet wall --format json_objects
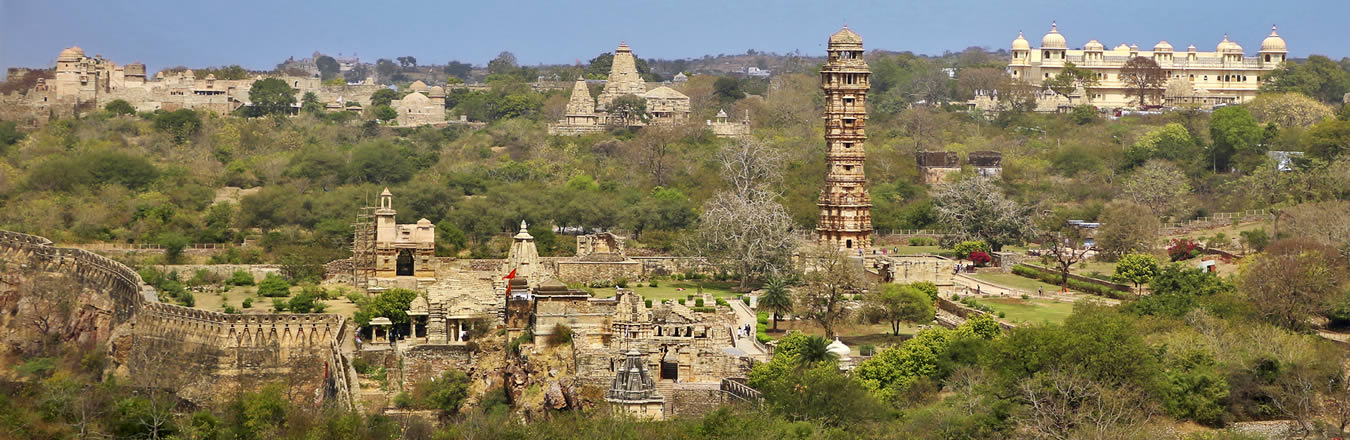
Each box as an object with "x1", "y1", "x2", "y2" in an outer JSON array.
[{"x1": 0, "y1": 229, "x2": 357, "y2": 408}]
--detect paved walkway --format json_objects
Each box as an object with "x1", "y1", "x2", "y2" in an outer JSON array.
[{"x1": 728, "y1": 298, "x2": 771, "y2": 359}]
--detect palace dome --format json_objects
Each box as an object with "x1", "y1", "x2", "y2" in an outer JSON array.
[
  {"x1": 1113, "y1": 44, "x2": 1131, "y2": 51},
  {"x1": 1260, "y1": 26, "x2": 1287, "y2": 52},
  {"x1": 829, "y1": 26, "x2": 863, "y2": 48},
  {"x1": 827, "y1": 337, "x2": 851, "y2": 360},
  {"x1": 1012, "y1": 32, "x2": 1030, "y2": 51},
  {"x1": 1084, "y1": 39, "x2": 1104, "y2": 51},
  {"x1": 1217, "y1": 35, "x2": 1243, "y2": 53},
  {"x1": 428, "y1": 86, "x2": 445, "y2": 97},
  {"x1": 58, "y1": 46, "x2": 84, "y2": 61},
  {"x1": 1041, "y1": 22, "x2": 1066, "y2": 49},
  {"x1": 1154, "y1": 41, "x2": 1173, "y2": 52}
]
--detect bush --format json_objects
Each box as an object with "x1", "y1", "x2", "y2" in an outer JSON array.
[
  {"x1": 756, "y1": 312, "x2": 769, "y2": 325},
  {"x1": 648, "y1": 280, "x2": 658, "y2": 288},
  {"x1": 692, "y1": 307, "x2": 716, "y2": 313},
  {"x1": 695, "y1": 298, "x2": 705, "y2": 307},
  {"x1": 968, "y1": 251, "x2": 992, "y2": 266},
  {"x1": 288, "y1": 292, "x2": 317, "y2": 313},
  {"x1": 953, "y1": 240, "x2": 991, "y2": 259},
  {"x1": 272, "y1": 299, "x2": 287, "y2": 312},
  {"x1": 105, "y1": 99, "x2": 136, "y2": 116},
  {"x1": 242, "y1": 297, "x2": 253, "y2": 308},
  {"x1": 715, "y1": 298, "x2": 729, "y2": 307},
  {"x1": 223, "y1": 305, "x2": 238, "y2": 314},
  {"x1": 859, "y1": 344, "x2": 876, "y2": 356},
  {"x1": 615, "y1": 278, "x2": 628, "y2": 288},
  {"x1": 678, "y1": 299, "x2": 686, "y2": 305},
  {"x1": 997, "y1": 311, "x2": 1006, "y2": 318},
  {"x1": 644, "y1": 299, "x2": 653, "y2": 308},
  {"x1": 547, "y1": 323, "x2": 573, "y2": 346},
  {"x1": 1021, "y1": 294, "x2": 1031, "y2": 300},
  {"x1": 256, "y1": 273, "x2": 290, "y2": 297},
  {"x1": 951, "y1": 293, "x2": 961, "y2": 301},
  {"x1": 393, "y1": 392, "x2": 414, "y2": 409},
  {"x1": 1166, "y1": 238, "x2": 1203, "y2": 262},
  {"x1": 908, "y1": 236, "x2": 938, "y2": 246},
  {"x1": 1011, "y1": 265, "x2": 1130, "y2": 299}
]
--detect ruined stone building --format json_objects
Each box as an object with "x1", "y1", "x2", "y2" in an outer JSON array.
[
  {"x1": 605, "y1": 349, "x2": 666, "y2": 420},
  {"x1": 3, "y1": 46, "x2": 383, "y2": 123},
  {"x1": 817, "y1": 27, "x2": 874, "y2": 251},
  {"x1": 350, "y1": 189, "x2": 435, "y2": 290},
  {"x1": 708, "y1": 109, "x2": 751, "y2": 139},
  {"x1": 392, "y1": 85, "x2": 448, "y2": 127},
  {"x1": 916, "y1": 151, "x2": 1004, "y2": 185},
  {"x1": 549, "y1": 42, "x2": 691, "y2": 135}
]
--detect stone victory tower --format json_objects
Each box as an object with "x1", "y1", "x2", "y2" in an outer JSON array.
[{"x1": 816, "y1": 26, "x2": 873, "y2": 251}]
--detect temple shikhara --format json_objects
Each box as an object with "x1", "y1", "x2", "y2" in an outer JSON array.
[
  {"x1": 548, "y1": 42, "x2": 691, "y2": 135},
  {"x1": 816, "y1": 26, "x2": 874, "y2": 251}
]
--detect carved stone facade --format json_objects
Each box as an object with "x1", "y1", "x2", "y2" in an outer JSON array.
[
  {"x1": 817, "y1": 27, "x2": 874, "y2": 251},
  {"x1": 548, "y1": 42, "x2": 691, "y2": 135},
  {"x1": 916, "y1": 151, "x2": 1003, "y2": 185},
  {"x1": 708, "y1": 109, "x2": 750, "y2": 139},
  {"x1": 392, "y1": 86, "x2": 447, "y2": 127},
  {"x1": 605, "y1": 349, "x2": 665, "y2": 420},
  {"x1": 372, "y1": 188, "x2": 435, "y2": 281}
]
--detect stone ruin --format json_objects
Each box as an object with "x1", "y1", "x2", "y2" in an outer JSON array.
[
  {"x1": 916, "y1": 150, "x2": 1003, "y2": 184},
  {"x1": 548, "y1": 42, "x2": 691, "y2": 135},
  {"x1": 605, "y1": 349, "x2": 665, "y2": 420}
]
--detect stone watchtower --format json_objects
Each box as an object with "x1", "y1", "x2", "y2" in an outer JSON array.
[{"x1": 816, "y1": 27, "x2": 874, "y2": 251}]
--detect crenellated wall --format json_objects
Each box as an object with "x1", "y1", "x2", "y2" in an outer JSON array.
[{"x1": 0, "y1": 229, "x2": 359, "y2": 408}]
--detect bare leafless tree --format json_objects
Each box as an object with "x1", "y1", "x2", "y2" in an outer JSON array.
[
  {"x1": 1119, "y1": 57, "x2": 1165, "y2": 108},
  {"x1": 1016, "y1": 368, "x2": 1154, "y2": 440},
  {"x1": 1042, "y1": 225, "x2": 1093, "y2": 289},
  {"x1": 690, "y1": 138, "x2": 795, "y2": 288},
  {"x1": 797, "y1": 244, "x2": 867, "y2": 338},
  {"x1": 716, "y1": 137, "x2": 784, "y2": 199},
  {"x1": 20, "y1": 271, "x2": 78, "y2": 342}
]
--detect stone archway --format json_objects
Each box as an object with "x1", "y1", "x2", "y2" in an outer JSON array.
[{"x1": 396, "y1": 249, "x2": 414, "y2": 276}]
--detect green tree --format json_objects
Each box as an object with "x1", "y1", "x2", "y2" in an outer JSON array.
[
  {"x1": 0, "y1": 120, "x2": 22, "y2": 148},
  {"x1": 247, "y1": 78, "x2": 297, "y2": 116},
  {"x1": 372, "y1": 104, "x2": 397, "y2": 122},
  {"x1": 444, "y1": 61, "x2": 473, "y2": 80},
  {"x1": 354, "y1": 288, "x2": 419, "y2": 326},
  {"x1": 862, "y1": 283, "x2": 936, "y2": 336},
  {"x1": 256, "y1": 273, "x2": 290, "y2": 297},
  {"x1": 414, "y1": 370, "x2": 471, "y2": 415},
  {"x1": 758, "y1": 278, "x2": 793, "y2": 331},
  {"x1": 1112, "y1": 253, "x2": 1160, "y2": 295},
  {"x1": 1304, "y1": 117, "x2": 1350, "y2": 161},
  {"x1": 487, "y1": 51, "x2": 518, "y2": 76},
  {"x1": 1262, "y1": 55, "x2": 1350, "y2": 103},
  {"x1": 1209, "y1": 105, "x2": 1264, "y2": 172},
  {"x1": 1095, "y1": 200, "x2": 1161, "y2": 260},
  {"x1": 1043, "y1": 62, "x2": 1098, "y2": 105},
  {"x1": 713, "y1": 76, "x2": 746, "y2": 103},
  {"x1": 607, "y1": 94, "x2": 648, "y2": 126},
  {"x1": 1121, "y1": 159, "x2": 1190, "y2": 217},
  {"x1": 1070, "y1": 104, "x2": 1097, "y2": 125},
  {"x1": 159, "y1": 232, "x2": 189, "y2": 264},
  {"x1": 300, "y1": 91, "x2": 322, "y2": 114},
  {"x1": 315, "y1": 55, "x2": 339, "y2": 79},
  {"x1": 153, "y1": 109, "x2": 202, "y2": 144},
  {"x1": 1119, "y1": 56, "x2": 1165, "y2": 107},
  {"x1": 105, "y1": 99, "x2": 136, "y2": 115},
  {"x1": 370, "y1": 88, "x2": 401, "y2": 108},
  {"x1": 1125, "y1": 123, "x2": 1198, "y2": 168}
]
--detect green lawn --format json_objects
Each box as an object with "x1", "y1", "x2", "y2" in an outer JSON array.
[
  {"x1": 976, "y1": 297, "x2": 1077, "y2": 325},
  {"x1": 594, "y1": 281, "x2": 739, "y2": 301},
  {"x1": 969, "y1": 272, "x2": 1066, "y2": 294},
  {"x1": 1070, "y1": 260, "x2": 1118, "y2": 278}
]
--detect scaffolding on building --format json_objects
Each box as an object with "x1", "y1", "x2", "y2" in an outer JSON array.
[{"x1": 351, "y1": 206, "x2": 377, "y2": 291}]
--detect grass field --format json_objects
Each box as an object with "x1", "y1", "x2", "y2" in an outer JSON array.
[
  {"x1": 1070, "y1": 260, "x2": 1118, "y2": 278},
  {"x1": 969, "y1": 272, "x2": 1067, "y2": 294},
  {"x1": 975, "y1": 297, "x2": 1077, "y2": 325}
]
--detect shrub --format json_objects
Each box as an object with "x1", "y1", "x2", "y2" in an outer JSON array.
[
  {"x1": 105, "y1": 99, "x2": 136, "y2": 116},
  {"x1": 223, "y1": 305, "x2": 238, "y2": 314},
  {"x1": 288, "y1": 292, "x2": 317, "y2": 313},
  {"x1": 547, "y1": 323, "x2": 573, "y2": 346},
  {"x1": 187, "y1": 269, "x2": 219, "y2": 287},
  {"x1": 997, "y1": 311, "x2": 1006, "y2": 318},
  {"x1": 1011, "y1": 264, "x2": 1130, "y2": 299},
  {"x1": 1021, "y1": 294, "x2": 1031, "y2": 300},
  {"x1": 615, "y1": 278, "x2": 628, "y2": 288},
  {"x1": 859, "y1": 344, "x2": 876, "y2": 356},
  {"x1": 256, "y1": 273, "x2": 290, "y2": 297},
  {"x1": 968, "y1": 251, "x2": 992, "y2": 266},
  {"x1": 242, "y1": 297, "x2": 253, "y2": 308},
  {"x1": 687, "y1": 294, "x2": 696, "y2": 300},
  {"x1": 756, "y1": 312, "x2": 769, "y2": 325},
  {"x1": 393, "y1": 392, "x2": 414, "y2": 409},
  {"x1": 908, "y1": 237, "x2": 938, "y2": 246},
  {"x1": 644, "y1": 299, "x2": 653, "y2": 308},
  {"x1": 695, "y1": 298, "x2": 705, "y2": 307},
  {"x1": 953, "y1": 240, "x2": 991, "y2": 259},
  {"x1": 1166, "y1": 238, "x2": 1203, "y2": 262},
  {"x1": 692, "y1": 307, "x2": 716, "y2": 313},
  {"x1": 951, "y1": 293, "x2": 961, "y2": 301},
  {"x1": 271, "y1": 299, "x2": 286, "y2": 312},
  {"x1": 678, "y1": 299, "x2": 686, "y2": 305},
  {"x1": 715, "y1": 298, "x2": 729, "y2": 307},
  {"x1": 648, "y1": 280, "x2": 659, "y2": 288}
]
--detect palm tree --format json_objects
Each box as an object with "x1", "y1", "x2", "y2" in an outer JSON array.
[
  {"x1": 759, "y1": 278, "x2": 793, "y2": 332},
  {"x1": 796, "y1": 335, "x2": 838, "y2": 367}
]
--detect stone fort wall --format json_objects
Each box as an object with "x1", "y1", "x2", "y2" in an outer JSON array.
[{"x1": 0, "y1": 229, "x2": 358, "y2": 407}]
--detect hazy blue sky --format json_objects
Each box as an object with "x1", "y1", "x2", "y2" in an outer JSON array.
[{"x1": 3, "y1": 0, "x2": 1347, "y2": 74}]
